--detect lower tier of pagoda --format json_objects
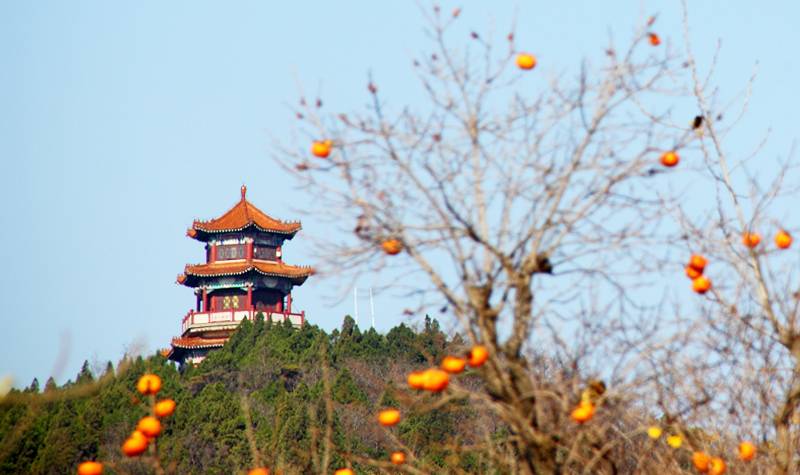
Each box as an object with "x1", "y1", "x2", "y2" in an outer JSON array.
[{"x1": 167, "y1": 308, "x2": 305, "y2": 365}]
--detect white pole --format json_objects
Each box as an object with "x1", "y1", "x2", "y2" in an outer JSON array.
[
  {"x1": 353, "y1": 287, "x2": 359, "y2": 327},
  {"x1": 369, "y1": 288, "x2": 375, "y2": 329}
]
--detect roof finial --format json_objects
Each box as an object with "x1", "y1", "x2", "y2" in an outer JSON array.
[{"x1": 241, "y1": 184, "x2": 247, "y2": 201}]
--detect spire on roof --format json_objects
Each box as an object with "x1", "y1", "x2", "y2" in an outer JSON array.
[{"x1": 241, "y1": 184, "x2": 247, "y2": 201}]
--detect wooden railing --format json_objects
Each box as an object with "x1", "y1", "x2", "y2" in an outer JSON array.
[{"x1": 181, "y1": 308, "x2": 305, "y2": 333}]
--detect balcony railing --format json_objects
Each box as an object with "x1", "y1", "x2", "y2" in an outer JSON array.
[{"x1": 181, "y1": 309, "x2": 305, "y2": 334}]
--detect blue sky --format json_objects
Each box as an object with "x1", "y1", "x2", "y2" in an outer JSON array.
[{"x1": 1, "y1": 1, "x2": 797, "y2": 387}]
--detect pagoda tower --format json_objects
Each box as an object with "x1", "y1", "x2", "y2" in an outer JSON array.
[{"x1": 167, "y1": 185, "x2": 313, "y2": 365}]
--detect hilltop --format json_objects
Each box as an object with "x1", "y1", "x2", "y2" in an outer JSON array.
[{"x1": 0, "y1": 315, "x2": 493, "y2": 474}]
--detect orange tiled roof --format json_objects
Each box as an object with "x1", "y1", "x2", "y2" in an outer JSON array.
[
  {"x1": 184, "y1": 260, "x2": 314, "y2": 280},
  {"x1": 192, "y1": 186, "x2": 301, "y2": 235},
  {"x1": 171, "y1": 336, "x2": 229, "y2": 349}
]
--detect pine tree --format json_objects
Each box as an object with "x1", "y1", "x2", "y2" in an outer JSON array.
[
  {"x1": 26, "y1": 378, "x2": 40, "y2": 393},
  {"x1": 76, "y1": 361, "x2": 94, "y2": 385}
]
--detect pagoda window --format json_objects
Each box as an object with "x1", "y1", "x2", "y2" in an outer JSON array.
[
  {"x1": 253, "y1": 245, "x2": 277, "y2": 260},
  {"x1": 217, "y1": 244, "x2": 246, "y2": 261},
  {"x1": 210, "y1": 291, "x2": 244, "y2": 311},
  {"x1": 222, "y1": 295, "x2": 241, "y2": 309}
]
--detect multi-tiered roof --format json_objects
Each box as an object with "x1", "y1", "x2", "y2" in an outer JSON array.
[{"x1": 167, "y1": 186, "x2": 313, "y2": 365}]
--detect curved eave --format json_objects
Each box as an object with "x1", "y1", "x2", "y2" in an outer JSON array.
[
  {"x1": 170, "y1": 340, "x2": 227, "y2": 350},
  {"x1": 190, "y1": 222, "x2": 301, "y2": 241},
  {"x1": 180, "y1": 274, "x2": 310, "y2": 288},
  {"x1": 180, "y1": 263, "x2": 314, "y2": 288},
  {"x1": 172, "y1": 342, "x2": 224, "y2": 350}
]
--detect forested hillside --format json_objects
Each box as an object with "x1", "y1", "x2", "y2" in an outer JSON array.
[{"x1": 0, "y1": 315, "x2": 496, "y2": 474}]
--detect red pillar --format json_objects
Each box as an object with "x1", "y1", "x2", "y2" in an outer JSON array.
[
  {"x1": 202, "y1": 288, "x2": 208, "y2": 312},
  {"x1": 276, "y1": 245, "x2": 282, "y2": 262},
  {"x1": 247, "y1": 285, "x2": 253, "y2": 310},
  {"x1": 246, "y1": 240, "x2": 254, "y2": 260},
  {"x1": 276, "y1": 296, "x2": 283, "y2": 312},
  {"x1": 210, "y1": 243, "x2": 218, "y2": 263},
  {"x1": 286, "y1": 292, "x2": 292, "y2": 313}
]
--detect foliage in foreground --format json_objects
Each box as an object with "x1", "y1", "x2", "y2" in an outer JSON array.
[
  {"x1": 0, "y1": 316, "x2": 495, "y2": 474},
  {"x1": 1, "y1": 314, "x2": 768, "y2": 474}
]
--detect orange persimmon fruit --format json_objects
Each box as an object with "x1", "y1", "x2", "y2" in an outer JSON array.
[
  {"x1": 154, "y1": 399, "x2": 176, "y2": 418},
  {"x1": 738, "y1": 441, "x2": 756, "y2": 461},
  {"x1": 516, "y1": 53, "x2": 537, "y2": 70},
  {"x1": 247, "y1": 469, "x2": 270, "y2": 475},
  {"x1": 381, "y1": 238, "x2": 403, "y2": 255},
  {"x1": 570, "y1": 401, "x2": 595, "y2": 424},
  {"x1": 742, "y1": 232, "x2": 761, "y2": 248},
  {"x1": 692, "y1": 276, "x2": 711, "y2": 294},
  {"x1": 378, "y1": 408, "x2": 401, "y2": 427},
  {"x1": 775, "y1": 230, "x2": 792, "y2": 249},
  {"x1": 649, "y1": 33, "x2": 661, "y2": 46},
  {"x1": 136, "y1": 373, "x2": 162, "y2": 395},
  {"x1": 666, "y1": 435, "x2": 682, "y2": 448},
  {"x1": 422, "y1": 368, "x2": 450, "y2": 392},
  {"x1": 660, "y1": 151, "x2": 679, "y2": 167},
  {"x1": 136, "y1": 416, "x2": 162, "y2": 438},
  {"x1": 390, "y1": 451, "x2": 406, "y2": 465},
  {"x1": 334, "y1": 469, "x2": 355, "y2": 475},
  {"x1": 688, "y1": 254, "x2": 707, "y2": 272},
  {"x1": 467, "y1": 345, "x2": 489, "y2": 367},
  {"x1": 121, "y1": 433, "x2": 148, "y2": 457},
  {"x1": 441, "y1": 356, "x2": 467, "y2": 374},
  {"x1": 311, "y1": 140, "x2": 332, "y2": 158},
  {"x1": 77, "y1": 461, "x2": 103, "y2": 475},
  {"x1": 692, "y1": 453, "x2": 710, "y2": 473},
  {"x1": 691, "y1": 451, "x2": 711, "y2": 473},
  {"x1": 708, "y1": 457, "x2": 726, "y2": 475}
]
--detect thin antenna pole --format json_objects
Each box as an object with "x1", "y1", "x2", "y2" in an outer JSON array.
[
  {"x1": 369, "y1": 288, "x2": 375, "y2": 329},
  {"x1": 353, "y1": 287, "x2": 359, "y2": 327}
]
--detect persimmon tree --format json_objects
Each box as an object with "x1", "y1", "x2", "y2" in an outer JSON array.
[
  {"x1": 281, "y1": 4, "x2": 798, "y2": 474},
  {"x1": 647, "y1": 7, "x2": 800, "y2": 474}
]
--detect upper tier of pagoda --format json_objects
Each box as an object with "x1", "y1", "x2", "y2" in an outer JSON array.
[{"x1": 187, "y1": 185, "x2": 302, "y2": 240}]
